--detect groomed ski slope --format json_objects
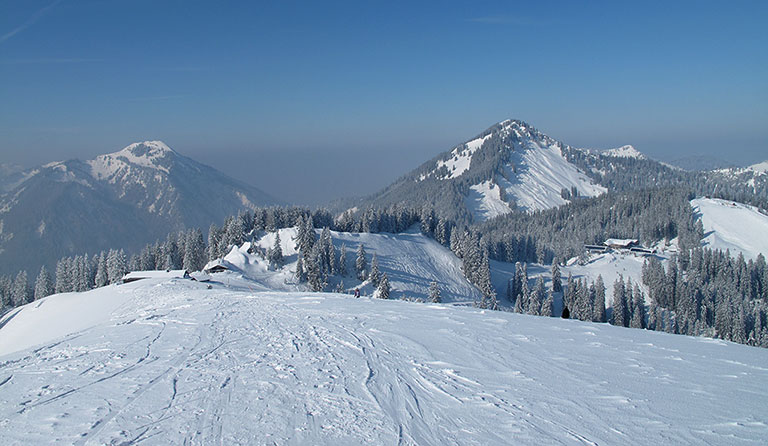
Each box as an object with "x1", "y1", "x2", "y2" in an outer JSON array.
[
  {"x1": 692, "y1": 197, "x2": 768, "y2": 260},
  {"x1": 1, "y1": 279, "x2": 767, "y2": 445}
]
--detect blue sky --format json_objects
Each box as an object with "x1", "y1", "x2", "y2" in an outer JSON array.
[{"x1": 1, "y1": 0, "x2": 766, "y2": 203}]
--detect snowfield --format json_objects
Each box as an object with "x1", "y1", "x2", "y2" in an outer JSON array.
[
  {"x1": 1, "y1": 278, "x2": 768, "y2": 445},
  {"x1": 692, "y1": 197, "x2": 768, "y2": 260}
]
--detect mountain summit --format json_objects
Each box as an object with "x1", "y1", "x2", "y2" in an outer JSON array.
[
  {"x1": 0, "y1": 142, "x2": 280, "y2": 276},
  {"x1": 346, "y1": 119, "x2": 607, "y2": 221}
]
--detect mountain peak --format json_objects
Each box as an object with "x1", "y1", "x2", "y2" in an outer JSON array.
[
  {"x1": 602, "y1": 145, "x2": 646, "y2": 160},
  {"x1": 120, "y1": 140, "x2": 176, "y2": 158}
]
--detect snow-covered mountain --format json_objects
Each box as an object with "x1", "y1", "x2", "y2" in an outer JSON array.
[
  {"x1": 0, "y1": 141, "x2": 280, "y2": 276},
  {"x1": 1, "y1": 274, "x2": 767, "y2": 444},
  {"x1": 345, "y1": 120, "x2": 608, "y2": 222},
  {"x1": 601, "y1": 144, "x2": 646, "y2": 160}
]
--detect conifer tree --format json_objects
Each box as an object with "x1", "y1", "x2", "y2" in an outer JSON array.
[
  {"x1": 377, "y1": 272, "x2": 390, "y2": 299},
  {"x1": 208, "y1": 223, "x2": 222, "y2": 261},
  {"x1": 55, "y1": 257, "x2": 71, "y2": 294},
  {"x1": 268, "y1": 232, "x2": 284, "y2": 269},
  {"x1": 369, "y1": 253, "x2": 381, "y2": 285},
  {"x1": 429, "y1": 280, "x2": 442, "y2": 303},
  {"x1": 12, "y1": 270, "x2": 29, "y2": 306},
  {"x1": 630, "y1": 285, "x2": 646, "y2": 329},
  {"x1": 542, "y1": 290, "x2": 554, "y2": 317},
  {"x1": 338, "y1": 244, "x2": 348, "y2": 276},
  {"x1": 356, "y1": 244, "x2": 367, "y2": 281},
  {"x1": 612, "y1": 277, "x2": 628, "y2": 327},
  {"x1": 529, "y1": 276, "x2": 545, "y2": 315},
  {"x1": 295, "y1": 253, "x2": 306, "y2": 283},
  {"x1": 592, "y1": 275, "x2": 607, "y2": 322},
  {"x1": 551, "y1": 258, "x2": 562, "y2": 293},
  {"x1": 184, "y1": 228, "x2": 206, "y2": 272},
  {"x1": 34, "y1": 266, "x2": 53, "y2": 300},
  {"x1": 95, "y1": 252, "x2": 109, "y2": 288}
]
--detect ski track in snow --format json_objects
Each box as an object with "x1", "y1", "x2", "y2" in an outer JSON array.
[{"x1": 1, "y1": 279, "x2": 768, "y2": 445}]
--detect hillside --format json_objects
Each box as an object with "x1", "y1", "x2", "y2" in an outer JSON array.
[
  {"x1": 1, "y1": 278, "x2": 766, "y2": 444},
  {"x1": 0, "y1": 141, "x2": 280, "y2": 276},
  {"x1": 209, "y1": 227, "x2": 483, "y2": 304},
  {"x1": 692, "y1": 197, "x2": 768, "y2": 260}
]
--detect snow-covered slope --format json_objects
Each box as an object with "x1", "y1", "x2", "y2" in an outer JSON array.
[
  {"x1": 1, "y1": 279, "x2": 766, "y2": 445},
  {"x1": 207, "y1": 227, "x2": 483, "y2": 304},
  {"x1": 692, "y1": 197, "x2": 768, "y2": 260}
]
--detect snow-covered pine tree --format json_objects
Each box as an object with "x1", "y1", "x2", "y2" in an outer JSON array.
[
  {"x1": 529, "y1": 276, "x2": 545, "y2": 315},
  {"x1": 478, "y1": 250, "x2": 497, "y2": 310},
  {"x1": 551, "y1": 258, "x2": 562, "y2": 293},
  {"x1": 543, "y1": 290, "x2": 554, "y2": 317},
  {"x1": 631, "y1": 284, "x2": 646, "y2": 329},
  {"x1": 376, "y1": 272, "x2": 390, "y2": 299},
  {"x1": 356, "y1": 244, "x2": 367, "y2": 281},
  {"x1": 592, "y1": 275, "x2": 607, "y2": 322},
  {"x1": 0, "y1": 275, "x2": 11, "y2": 308},
  {"x1": 208, "y1": 223, "x2": 222, "y2": 261},
  {"x1": 338, "y1": 243, "x2": 348, "y2": 276},
  {"x1": 184, "y1": 228, "x2": 206, "y2": 272},
  {"x1": 612, "y1": 277, "x2": 628, "y2": 327},
  {"x1": 268, "y1": 232, "x2": 284, "y2": 269},
  {"x1": 94, "y1": 252, "x2": 108, "y2": 288},
  {"x1": 55, "y1": 257, "x2": 71, "y2": 294},
  {"x1": 429, "y1": 280, "x2": 442, "y2": 303},
  {"x1": 306, "y1": 243, "x2": 325, "y2": 292},
  {"x1": 107, "y1": 249, "x2": 127, "y2": 284},
  {"x1": 369, "y1": 253, "x2": 381, "y2": 286},
  {"x1": 34, "y1": 265, "x2": 53, "y2": 300},
  {"x1": 295, "y1": 252, "x2": 306, "y2": 283},
  {"x1": 11, "y1": 270, "x2": 29, "y2": 306}
]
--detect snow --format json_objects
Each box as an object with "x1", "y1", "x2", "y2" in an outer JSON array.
[
  {"x1": 211, "y1": 227, "x2": 482, "y2": 303},
  {"x1": 602, "y1": 145, "x2": 646, "y2": 160},
  {"x1": 122, "y1": 270, "x2": 189, "y2": 281},
  {"x1": 604, "y1": 238, "x2": 638, "y2": 247},
  {"x1": 435, "y1": 133, "x2": 492, "y2": 180},
  {"x1": 692, "y1": 197, "x2": 768, "y2": 260},
  {"x1": 88, "y1": 141, "x2": 175, "y2": 179},
  {"x1": 1, "y1": 278, "x2": 767, "y2": 444},
  {"x1": 465, "y1": 181, "x2": 512, "y2": 220},
  {"x1": 499, "y1": 137, "x2": 606, "y2": 213},
  {"x1": 747, "y1": 160, "x2": 768, "y2": 174}
]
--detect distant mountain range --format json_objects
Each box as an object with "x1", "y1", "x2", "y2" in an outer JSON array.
[
  {"x1": 337, "y1": 119, "x2": 768, "y2": 222},
  {"x1": 0, "y1": 141, "x2": 280, "y2": 276}
]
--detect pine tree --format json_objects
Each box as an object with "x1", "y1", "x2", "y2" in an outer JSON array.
[
  {"x1": 376, "y1": 272, "x2": 390, "y2": 299},
  {"x1": 592, "y1": 275, "x2": 607, "y2": 322},
  {"x1": 542, "y1": 290, "x2": 554, "y2": 317},
  {"x1": 107, "y1": 249, "x2": 127, "y2": 284},
  {"x1": 529, "y1": 276, "x2": 545, "y2": 315},
  {"x1": 208, "y1": 223, "x2": 222, "y2": 261},
  {"x1": 55, "y1": 257, "x2": 71, "y2": 294},
  {"x1": 612, "y1": 277, "x2": 628, "y2": 327},
  {"x1": 551, "y1": 258, "x2": 562, "y2": 293},
  {"x1": 11, "y1": 270, "x2": 29, "y2": 306},
  {"x1": 268, "y1": 232, "x2": 284, "y2": 269},
  {"x1": 369, "y1": 253, "x2": 381, "y2": 285},
  {"x1": 34, "y1": 266, "x2": 53, "y2": 300},
  {"x1": 295, "y1": 253, "x2": 306, "y2": 283},
  {"x1": 478, "y1": 251, "x2": 497, "y2": 310},
  {"x1": 338, "y1": 244, "x2": 348, "y2": 276},
  {"x1": 95, "y1": 252, "x2": 108, "y2": 288},
  {"x1": 429, "y1": 281, "x2": 442, "y2": 303},
  {"x1": 356, "y1": 244, "x2": 367, "y2": 281},
  {"x1": 184, "y1": 228, "x2": 206, "y2": 272},
  {"x1": 630, "y1": 285, "x2": 646, "y2": 329}
]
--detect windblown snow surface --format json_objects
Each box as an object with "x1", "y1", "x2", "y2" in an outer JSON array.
[
  {"x1": 1, "y1": 277, "x2": 768, "y2": 445},
  {"x1": 692, "y1": 197, "x2": 768, "y2": 260}
]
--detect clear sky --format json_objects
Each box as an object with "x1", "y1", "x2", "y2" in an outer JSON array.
[{"x1": 1, "y1": 0, "x2": 766, "y2": 204}]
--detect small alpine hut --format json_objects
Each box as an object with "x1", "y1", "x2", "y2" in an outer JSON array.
[
  {"x1": 121, "y1": 269, "x2": 190, "y2": 284},
  {"x1": 603, "y1": 238, "x2": 639, "y2": 250},
  {"x1": 204, "y1": 259, "x2": 230, "y2": 274}
]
